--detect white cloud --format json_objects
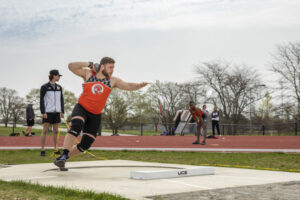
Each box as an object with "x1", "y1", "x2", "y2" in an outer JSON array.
[
  {"x1": 1, "y1": 0, "x2": 299, "y2": 40},
  {"x1": 0, "y1": 0, "x2": 299, "y2": 97}
]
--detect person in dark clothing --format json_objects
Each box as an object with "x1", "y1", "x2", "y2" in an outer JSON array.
[
  {"x1": 211, "y1": 106, "x2": 221, "y2": 136},
  {"x1": 40, "y1": 69, "x2": 65, "y2": 156},
  {"x1": 22, "y1": 103, "x2": 35, "y2": 137}
]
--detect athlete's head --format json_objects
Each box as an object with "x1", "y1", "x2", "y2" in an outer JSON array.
[
  {"x1": 189, "y1": 101, "x2": 196, "y2": 110},
  {"x1": 214, "y1": 106, "x2": 218, "y2": 111},
  {"x1": 49, "y1": 69, "x2": 62, "y2": 82},
  {"x1": 99, "y1": 57, "x2": 115, "y2": 78},
  {"x1": 203, "y1": 105, "x2": 207, "y2": 110}
]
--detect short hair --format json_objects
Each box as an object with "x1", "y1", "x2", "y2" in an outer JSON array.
[
  {"x1": 100, "y1": 57, "x2": 115, "y2": 66},
  {"x1": 189, "y1": 101, "x2": 195, "y2": 106}
]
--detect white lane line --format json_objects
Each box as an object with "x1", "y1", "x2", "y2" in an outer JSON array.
[
  {"x1": 1, "y1": 147, "x2": 300, "y2": 153},
  {"x1": 4, "y1": 176, "x2": 57, "y2": 181},
  {"x1": 162, "y1": 179, "x2": 212, "y2": 189}
]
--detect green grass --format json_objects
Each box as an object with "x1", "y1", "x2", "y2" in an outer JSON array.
[
  {"x1": 0, "y1": 126, "x2": 67, "y2": 136},
  {"x1": 1, "y1": 150, "x2": 300, "y2": 172},
  {"x1": 0, "y1": 179, "x2": 129, "y2": 200},
  {"x1": 0, "y1": 150, "x2": 300, "y2": 199}
]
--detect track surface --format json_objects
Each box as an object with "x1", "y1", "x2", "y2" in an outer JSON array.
[{"x1": 0, "y1": 136, "x2": 299, "y2": 151}]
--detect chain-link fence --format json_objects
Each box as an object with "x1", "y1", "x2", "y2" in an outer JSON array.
[
  {"x1": 1, "y1": 120, "x2": 298, "y2": 136},
  {"x1": 100, "y1": 122, "x2": 299, "y2": 136}
]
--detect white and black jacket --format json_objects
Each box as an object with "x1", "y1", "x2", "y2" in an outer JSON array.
[
  {"x1": 40, "y1": 82, "x2": 64, "y2": 114},
  {"x1": 211, "y1": 111, "x2": 220, "y2": 121}
]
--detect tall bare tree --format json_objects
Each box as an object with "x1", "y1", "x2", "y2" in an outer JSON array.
[
  {"x1": 270, "y1": 42, "x2": 300, "y2": 119},
  {"x1": 147, "y1": 81, "x2": 186, "y2": 131},
  {"x1": 102, "y1": 89, "x2": 136, "y2": 135},
  {"x1": 0, "y1": 87, "x2": 18, "y2": 127},
  {"x1": 255, "y1": 92, "x2": 274, "y2": 123},
  {"x1": 63, "y1": 89, "x2": 77, "y2": 120},
  {"x1": 181, "y1": 81, "x2": 209, "y2": 105},
  {"x1": 26, "y1": 89, "x2": 40, "y2": 109},
  {"x1": 195, "y1": 59, "x2": 265, "y2": 125},
  {"x1": 10, "y1": 96, "x2": 26, "y2": 125}
]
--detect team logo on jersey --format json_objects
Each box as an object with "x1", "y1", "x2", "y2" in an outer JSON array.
[{"x1": 92, "y1": 84, "x2": 104, "y2": 94}]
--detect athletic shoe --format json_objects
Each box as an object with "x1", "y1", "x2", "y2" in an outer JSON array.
[
  {"x1": 213, "y1": 135, "x2": 218, "y2": 139},
  {"x1": 200, "y1": 141, "x2": 206, "y2": 145},
  {"x1": 192, "y1": 141, "x2": 200, "y2": 144},
  {"x1": 40, "y1": 151, "x2": 46, "y2": 157},
  {"x1": 54, "y1": 155, "x2": 67, "y2": 168},
  {"x1": 22, "y1": 130, "x2": 26, "y2": 136},
  {"x1": 54, "y1": 150, "x2": 61, "y2": 155}
]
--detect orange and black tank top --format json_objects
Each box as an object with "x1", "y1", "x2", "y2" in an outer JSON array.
[
  {"x1": 190, "y1": 109, "x2": 204, "y2": 118},
  {"x1": 78, "y1": 76, "x2": 111, "y2": 115}
]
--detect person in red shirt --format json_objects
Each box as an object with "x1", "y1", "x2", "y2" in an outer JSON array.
[
  {"x1": 54, "y1": 57, "x2": 148, "y2": 170},
  {"x1": 189, "y1": 101, "x2": 206, "y2": 145}
]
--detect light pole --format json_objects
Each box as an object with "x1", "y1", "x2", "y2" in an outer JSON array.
[{"x1": 249, "y1": 84, "x2": 266, "y2": 134}]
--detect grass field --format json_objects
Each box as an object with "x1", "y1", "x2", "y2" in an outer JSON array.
[
  {"x1": 0, "y1": 126, "x2": 67, "y2": 136},
  {"x1": 1, "y1": 149, "x2": 300, "y2": 172},
  {"x1": 0, "y1": 180, "x2": 129, "y2": 200},
  {"x1": 0, "y1": 150, "x2": 300, "y2": 199}
]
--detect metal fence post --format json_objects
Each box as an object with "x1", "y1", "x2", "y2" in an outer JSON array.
[
  {"x1": 98, "y1": 123, "x2": 102, "y2": 136},
  {"x1": 140, "y1": 123, "x2": 143, "y2": 136},
  {"x1": 262, "y1": 124, "x2": 265, "y2": 136},
  {"x1": 295, "y1": 122, "x2": 298, "y2": 136}
]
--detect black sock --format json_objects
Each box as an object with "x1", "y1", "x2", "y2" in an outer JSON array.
[
  {"x1": 62, "y1": 149, "x2": 69, "y2": 159},
  {"x1": 63, "y1": 149, "x2": 69, "y2": 155}
]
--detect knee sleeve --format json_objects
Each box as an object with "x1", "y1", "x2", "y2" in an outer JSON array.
[
  {"x1": 68, "y1": 119, "x2": 84, "y2": 137},
  {"x1": 77, "y1": 135, "x2": 95, "y2": 152}
]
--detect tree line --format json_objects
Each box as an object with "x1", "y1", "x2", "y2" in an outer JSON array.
[{"x1": 0, "y1": 42, "x2": 299, "y2": 134}]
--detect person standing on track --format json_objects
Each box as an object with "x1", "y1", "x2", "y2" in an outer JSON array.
[
  {"x1": 54, "y1": 57, "x2": 148, "y2": 170},
  {"x1": 189, "y1": 101, "x2": 206, "y2": 145},
  {"x1": 22, "y1": 103, "x2": 35, "y2": 137},
  {"x1": 40, "y1": 69, "x2": 65, "y2": 157},
  {"x1": 211, "y1": 105, "x2": 221, "y2": 137}
]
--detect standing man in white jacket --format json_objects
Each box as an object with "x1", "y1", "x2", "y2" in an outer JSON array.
[{"x1": 40, "y1": 69, "x2": 65, "y2": 156}]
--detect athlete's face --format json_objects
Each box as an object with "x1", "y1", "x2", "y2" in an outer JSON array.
[
  {"x1": 102, "y1": 63, "x2": 114, "y2": 78},
  {"x1": 189, "y1": 104, "x2": 195, "y2": 110},
  {"x1": 54, "y1": 75, "x2": 61, "y2": 82}
]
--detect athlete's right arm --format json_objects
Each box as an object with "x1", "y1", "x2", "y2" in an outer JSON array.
[
  {"x1": 196, "y1": 108, "x2": 205, "y2": 128},
  {"x1": 189, "y1": 109, "x2": 198, "y2": 124},
  {"x1": 68, "y1": 62, "x2": 92, "y2": 81},
  {"x1": 40, "y1": 85, "x2": 47, "y2": 119}
]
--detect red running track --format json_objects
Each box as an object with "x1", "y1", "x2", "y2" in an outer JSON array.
[{"x1": 0, "y1": 136, "x2": 300, "y2": 152}]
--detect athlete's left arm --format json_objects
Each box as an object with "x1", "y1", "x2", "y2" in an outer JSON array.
[{"x1": 111, "y1": 77, "x2": 148, "y2": 91}]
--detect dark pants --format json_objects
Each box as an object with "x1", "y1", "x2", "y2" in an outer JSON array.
[{"x1": 212, "y1": 120, "x2": 220, "y2": 135}]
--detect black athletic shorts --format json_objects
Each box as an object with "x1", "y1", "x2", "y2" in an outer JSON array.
[
  {"x1": 26, "y1": 119, "x2": 34, "y2": 126},
  {"x1": 42, "y1": 113, "x2": 61, "y2": 124},
  {"x1": 71, "y1": 103, "x2": 101, "y2": 137}
]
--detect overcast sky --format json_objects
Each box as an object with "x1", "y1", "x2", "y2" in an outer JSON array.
[{"x1": 0, "y1": 0, "x2": 299, "y2": 98}]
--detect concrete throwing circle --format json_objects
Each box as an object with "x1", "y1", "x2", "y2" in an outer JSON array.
[{"x1": 43, "y1": 165, "x2": 183, "y2": 173}]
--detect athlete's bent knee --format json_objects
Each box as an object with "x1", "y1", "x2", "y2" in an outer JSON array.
[
  {"x1": 76, "y1": 135, "x2": 95, "y2": 152},
  {"x1": 68, "y1": 118, "x2": 84, "y2": 137}
]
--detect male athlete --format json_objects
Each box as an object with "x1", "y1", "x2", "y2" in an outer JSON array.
[
  {"x1": 189, "y1": 101, "x2": 206, "y2": 145},
  {"x1": 54, "y1": 57, "x2": 148, "y2": 170},
  {"x1": 40, "y1": 69, "x2": 64, "y2": 156}
]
